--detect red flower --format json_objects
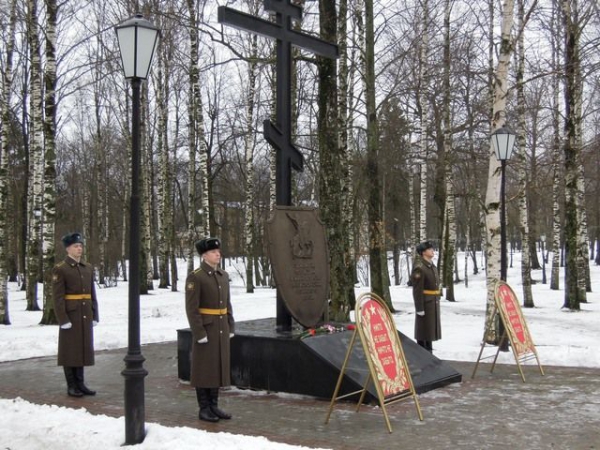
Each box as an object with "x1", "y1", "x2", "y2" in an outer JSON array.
[
  {"x1": 309, "y1": 329, "x2": 316, "y2": 336},
  {"x1": 347, "y1": 324, "x2": 356, "y2": 330}
]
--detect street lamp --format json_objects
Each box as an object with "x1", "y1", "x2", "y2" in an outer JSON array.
[
  {"x1": 115, "y1": 14, "x2": 159, "y2": 445},
  {"x1": 490, "y1": 126, "x2": 516, "y2": 282},
  {"x1": 490, "y1": 126, "x2": 516, "y2": 351},
  {"x1": 540, "y1": 234, "x2": 547, "y2": 284}
]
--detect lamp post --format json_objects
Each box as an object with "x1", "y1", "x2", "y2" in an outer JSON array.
[
  {"x1": 490, "y1": 126, "x2": 516, "y2": 282},
  {"x1": 115, "y1": 14, "x2": 159, "y2": 445},
  {"x1": 490, "y1": 126, "x2": 516, "y2": 350},
  {"x1": 540, "y1": 234, "x2": 547, "y2": 284}
]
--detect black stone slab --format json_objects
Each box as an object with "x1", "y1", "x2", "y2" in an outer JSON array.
[{"x1": 178, "y1": 318, "x2": 461, "y2": 401}]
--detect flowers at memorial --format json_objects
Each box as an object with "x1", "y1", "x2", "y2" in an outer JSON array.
[{"x1": 299, "y1": 323, "x2": 355, "y2": 339}]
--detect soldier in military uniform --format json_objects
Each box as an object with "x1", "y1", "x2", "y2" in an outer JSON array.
[
  {"x1": 53, "y1": 233, "x2": 99, "y2": 397},
  {"x1": 411, "y1": 241, "x2": 441, "y2": 352},
  {"x1": 185, "y1": 237, "x2": 235, "y2": 422}
]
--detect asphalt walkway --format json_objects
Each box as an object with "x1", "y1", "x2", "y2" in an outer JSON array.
[{"x1": 1, "y1": 341, "x2": 598, "y2": 449}]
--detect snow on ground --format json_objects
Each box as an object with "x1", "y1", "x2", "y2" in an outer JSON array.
[{"x1": 1, "y1": 252, "x2": 598, "y2": 448}]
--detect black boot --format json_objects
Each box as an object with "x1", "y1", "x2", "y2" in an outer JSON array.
[
  {"x1": 74, "y1": 367, "x2": 96, "y2": 396},
  {"x1": 196, "y1": 388, "x2": 219, "y2": 422},
  {"x1": 64, "y1": 367, "x2": 83, "y2": 397},
  {"x1": 209, "y1": 388, "x2": 232, "y2": 420}
]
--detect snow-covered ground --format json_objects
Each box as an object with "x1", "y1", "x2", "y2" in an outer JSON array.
[{"x1": 1, "y1": 252, "x2": 598, "y2": 448}]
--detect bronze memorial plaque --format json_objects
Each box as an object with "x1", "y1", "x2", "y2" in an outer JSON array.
[{"x1": 266, "y1": 206, "x2": 330, "y2": 328}]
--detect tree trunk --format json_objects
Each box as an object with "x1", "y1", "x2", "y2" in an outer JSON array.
[
  {"x1": 0, "y1": 0, "x2": 18, "y2": 325},
  {"x1": 25, "y1": 0, "x2": 43, "y2": 312},
  {"x1": 318, "y1": 0, "x2": 355, "y2": 320},
  {"x1": 40, "y1": 0, "x2": 59, "y2": 325},
  {"x1": 442, "y1": 0, "x2": 456, "y2": 302},
  {"x1": 157, "y1": 25, "x2": 173, "y2": 290},
  {"x1": 364, "y1": 0, "x2": 392, "y2": 309},
  {"x1": 550, "y1": 0, "x2": 562, "y2": 291},
  {"x1": 244, "y1": 32, "x2": 258, "y2": 295},
  {"x1": 561, "y1": 0, "x2": 584, "y2": 310},
  {"x1": 484, "y1": 0, "x2": 515, "y2": 342},
  {"x1": 516, "y1": 0, "x2": 533, "y2": 308},
  {"x1": 417, "y1": 0, "x2": 430, "y2": 244},
  {"x1": 186, "y1": 0, "x2": 200, "y2": 274}
]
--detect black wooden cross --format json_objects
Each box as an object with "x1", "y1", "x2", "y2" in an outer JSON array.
[
  {"x1": 219, "y1": 0, "x2": 338, "y2": 331},
  {"x1": 218, "y1": 0, "x2": 338, "y2": 206}
]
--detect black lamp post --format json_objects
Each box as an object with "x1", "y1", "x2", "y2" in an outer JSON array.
[
  {"x1": 540, "y1": 234, "x2": 547, "y2": 284},
  {"x1": 491, "y1": 126, "x2": 516, "y2": 350},
  {"x1": 490, "y1": 126, "x2": 516, "y2": 282},
  {"x1": 115, "y1": 14, "x2": 159, "y2": 445}
]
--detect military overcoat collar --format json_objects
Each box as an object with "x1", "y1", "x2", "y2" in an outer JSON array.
[
  {"x1": 200, "y1": 260, "x2": 223, "y2": 276},
  {"x1": 65, "y1": 255, "x2": 85, "y2": 267},
  {"x1": 417, "y1": 255, "x2": 434, "y2": 268}
]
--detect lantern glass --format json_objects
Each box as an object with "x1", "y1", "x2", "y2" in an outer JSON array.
[
  {"x1": 490, "y1": 127, "x2": 517, "y2": 161},
  {"x1": 115, "y1": 15, "x2": 160, "y2": 80}
]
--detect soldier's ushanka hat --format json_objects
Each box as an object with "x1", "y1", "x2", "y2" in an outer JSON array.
[
  {"x1": 62, "y1": 232, "x2": 84, "y2": 248},
  {"x1": 195, "y1": 237, "x2": 221, "y2": 255},
  {"x1": 416, "y1": 240, "x2": 434, "y2": 255}
]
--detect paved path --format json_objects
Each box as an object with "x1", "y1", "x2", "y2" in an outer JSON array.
[{"x1": 1, "y1": 342, "x2": 598, "y2": 449}]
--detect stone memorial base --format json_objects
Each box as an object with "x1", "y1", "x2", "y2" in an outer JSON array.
[{"x1": 178, "y1": 318, "x2": 461, "y2": 401}]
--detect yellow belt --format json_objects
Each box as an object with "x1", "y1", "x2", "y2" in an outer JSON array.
[
  {"x1": 423, "y1": 290, "x2": 441, "y2": 295},
  {"x1": 198, "y1": 307, "x2": 228, "y2": 315},
  {"x1": 65, "y1": 294, "x2": 92, "y2": 300}
]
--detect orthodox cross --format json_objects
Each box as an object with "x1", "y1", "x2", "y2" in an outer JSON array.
[
  {"x1": 218, "y1": 0, "x2": 338, "y2": 206},
  {"x1": 219, "y1": 0, "x2": 338, "y2": 331}
]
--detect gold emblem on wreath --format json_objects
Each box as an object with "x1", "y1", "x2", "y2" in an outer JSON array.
[
  {"x1": 52, "y1": 274, "x2": 58, "y2": 282},
  {"x1": 187, "y1": 282, "x2": 194, "y2": 290}
]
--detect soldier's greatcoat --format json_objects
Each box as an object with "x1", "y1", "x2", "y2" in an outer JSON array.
[
  {"x1": 411, "y1": 255, "x2": 442, "y2": 342},
  {"x1": 185, "y1": 261, "x2": 235, "y2": 388},
  {"x1": 53, "y1": 256, "x2": 99, "y2": 367}
]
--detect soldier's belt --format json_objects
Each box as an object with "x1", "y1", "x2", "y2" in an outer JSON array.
[
  {"x1": 198, "y1": 307, "x2": 228, "y2": 315},
  {"x1": 423, "y1": 290, "x2": 441, "y2": 295},
  {"x1": 65, "y1": 294, "x2": 92, "y2": 300}
]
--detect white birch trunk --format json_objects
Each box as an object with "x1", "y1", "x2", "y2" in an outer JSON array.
[
  {"x1": 157, "y1": 38, "x2": 173, "y2": 290},
  {"x1": 186, "y1": 0, "x2": 199, "y2": 274},
  {"x1": 244, "y1": 34, "x2": 258, "y2": 294},
  {"x1": 484, "y1": 0, "x2": 515, "y2": 336},
  {"x1": 418, "y1": 0, "x2": 430, "y2": 242},
  {"x1": 0, "y1": 0, "x2": 18, "y2": 323},
  {"x1": 141, "y1": 88, "x2": 154, "y2": 292},
  {"x1": 516, "y1": 0, "x2": 533, "y2": 308},
  {"x1": 41, "y1": 0, "x2": 59, "y2": 324},
  {"x1": 25, "y1": 0, "x2": 44, "y2": 311},
  {"x1": 550, "y1": 0, "x2": 561, "y2": 290}
]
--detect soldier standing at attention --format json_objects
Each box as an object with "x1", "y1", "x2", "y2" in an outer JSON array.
[
  {"x1": 53, "y1": 233, "x2": 99, "y2": 397},
  {"x1": 411, "y1": 241, "x2": 441, "y2": 352},
  {"x1": 185, "y1": 237, "x2": 235, "y2": 422}
]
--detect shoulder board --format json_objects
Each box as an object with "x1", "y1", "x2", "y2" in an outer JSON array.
[
  {"x1": 54, "y1": 261, "x2": 65, "y2": 268},
  {"x1": 193, "y1": 267, "x2": 203, "y2": 274}
]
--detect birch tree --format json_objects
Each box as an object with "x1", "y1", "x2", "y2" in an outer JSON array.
[
  {"x1": 441, "y1": 0, "x2": 457, "y2": 302},
  {"x1": 157, "y1": 12, "x2": 174, "y2": 290},
  {"x1": 0, "y1": 0, "x2": 18, "y2": 325},
  {"x1": 318, "y1": 0, "x2": 356, "y2": 319},
  {"x1": 364, "y1": 0, "x2": 392, "y2": 309},
  {"x1": 550, "y1": 0, "x2": 562, "y2": 291},
  {"x1": 515, "y1": 0, "x2": 533, "y2": 308},
  {"x1": 483, "y1": 0, "x2": 515, "y2": 338},
  {"x1": 243, "y1": 32, "x2": 259, "y2": 294},
  {"x1": 25, "y1": 0, "x2": 44, "y2": 312},
  {"x1": 561, "y1": 0, "x2": 585, "y2": 309},
  {"x1": 186, "y1": 0, "x2": 200, "y2": 274},
  {"x1": 40, "y1": 0, "x2": 59, "y2": 324},
  {"x1": 417, "y1": 0, "x2": 430, "y2": 243}
]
